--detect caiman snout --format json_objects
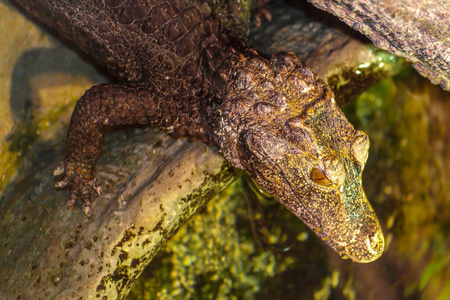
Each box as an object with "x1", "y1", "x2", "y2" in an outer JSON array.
[
  {"x1": 344, "y1": 229, "x2": 384, "y2": 263},
  {"x1": 331, "y1": 211, "x2": 385, "y2": 263}
]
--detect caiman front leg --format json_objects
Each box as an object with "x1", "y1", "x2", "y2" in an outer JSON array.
[{"x1": 54, "y1": 83, "x2": 169, "y2": 214}]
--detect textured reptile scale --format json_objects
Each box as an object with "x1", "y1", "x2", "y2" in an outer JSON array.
[{"x1": 19, "y1": 0, "x2": 237, "y2": 136}]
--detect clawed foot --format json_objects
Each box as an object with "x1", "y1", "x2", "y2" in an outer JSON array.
[
  {"x1": 54, "y1": 161, "x2": 102, "y2": 215},
  {"x1": 253, "y1": 7, "x2": 272, "y2": 27}
]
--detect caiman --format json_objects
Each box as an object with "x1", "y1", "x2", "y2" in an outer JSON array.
[{"x1": 12, "y1": 0, "x2": 384, "y2": 263}]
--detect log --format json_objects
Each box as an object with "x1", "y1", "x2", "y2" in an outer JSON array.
[
  {"x1": 0, "y1": 126, "x2": 236, "y2": 300},
  {"x1": 308, "y1": 0, "x2": 450, "y2": 91}
]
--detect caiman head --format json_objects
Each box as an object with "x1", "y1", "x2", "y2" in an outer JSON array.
[{"x1": 213, "y1": 50, "x2": 384, "y2": 263}]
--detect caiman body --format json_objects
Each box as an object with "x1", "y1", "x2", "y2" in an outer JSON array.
[{"x1": 13, "y1": 0, "x2": 384, "y2": 263}]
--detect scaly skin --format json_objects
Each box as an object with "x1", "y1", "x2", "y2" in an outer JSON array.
[{"x1": 13, "y1": 0, "x2": 384, "y2": 263}]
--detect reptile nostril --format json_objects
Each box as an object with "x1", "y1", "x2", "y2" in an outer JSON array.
[{"x1": 368, "y1": 231, "x2": 385, "y2": 255}]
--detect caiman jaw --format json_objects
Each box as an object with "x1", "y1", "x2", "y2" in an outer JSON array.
[
  {"x1": 314, "y1": 191, "x2": 385, "y2": 263},
  {"x1": 213, "y1": 50, "x2": 385, "y2": 262},
  {"x1": 329, "y1": 227, "x2": 384, "y2": 263},
  {"x1": 312, "y1": 172, "x2": 385, "y2": 263}
]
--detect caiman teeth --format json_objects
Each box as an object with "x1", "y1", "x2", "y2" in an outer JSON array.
[
  {"x1": 336, "y1": 247, "x2": 349, "y2": 259},
  {"x1": 321, "y1": 236, "x2": 349, "y2": 259},
  {"x1": 323, "y1": 239, "x2": 351, "y2": 260}
]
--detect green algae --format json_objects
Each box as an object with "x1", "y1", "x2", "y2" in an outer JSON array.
[
  {"x1": 326, "y1": 45, "x2": 407, "y2": 106},
  {"x1": 352, "y1": 71, "x2": 449, "y2": 299},
  {"x1": 126, "y1": 179, "x2": 297, "y2": 299}
]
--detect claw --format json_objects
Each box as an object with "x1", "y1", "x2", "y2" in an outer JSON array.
[
  {"x1": 92, "y1": 179, "x2": 103, "y2": 195},
  {"x1": 253, "y1": 7, "x2": 272, "y2": 27},
  {"x1": 55, "y1": 177, "x2": 69, "y2": 188},
  {"x1": 54, "y1": 162, "x2": 65, "y2": 176},
  {"x1": 68, "y1": 193, "x2": 77, "y2": 210},
  {"x1": 55, "y1": 159, "x2": 101, "y2": 214},
  {"x1": 81, "y1": 188, "x2": 92, "y2": 215},
  {"x1": 94, "y1": 186, "x2": 103, "y2": 195},
  {"x1": 82, "y1": 203, "x2": 92, "y2": 216}
]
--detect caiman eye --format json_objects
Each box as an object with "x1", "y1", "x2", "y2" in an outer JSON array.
[{"x1": 310, "y1": 166, "x2": 332, "y2": 187}]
